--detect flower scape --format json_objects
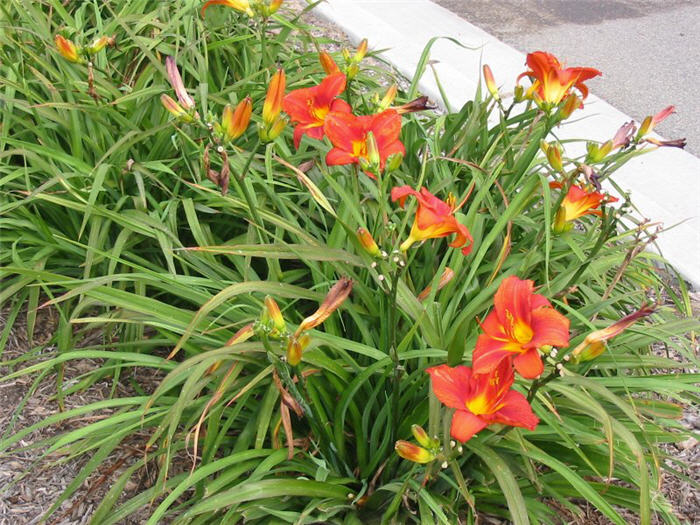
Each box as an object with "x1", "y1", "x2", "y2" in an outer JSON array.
[{"x1": 0, "y1": 1, "x2": 697, "y2": 524}]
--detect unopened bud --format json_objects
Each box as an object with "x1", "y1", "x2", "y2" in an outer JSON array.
[
  {"x1": 319, "y1": 51, "x2": 340, "y2": 75},
  {"x1": 221, "y1": 97, "x2": 252, "y2": 141},
  {"x1": 411, "y1": 424, "x2": 439, "y2": 449},
  {"x1": 86, "y1": 35, "x2": 116, "y2": 54},
  {"x1": 357, "y1": 227, "x2": 381, "y2": 257},
  {"x1": 395, "y1": 440, "x2": 435, "y2": 464},
  {"x1": 482, "y1": 64, "x2": 499, "y2": 101},
  {"x1": 264, "y1": 296, "x2": 286, "y2": 333},
  {"x1": 353, "y1": 39, "x2": 368, "y2": 63},
  {"x1": 286, "y1": 333, "x2": 311, "y2": 366},
  {"x1": 385, "y1": 153, "x2": 403, "y2": 173},
  {"x1": 346, "y1": 63, "x2": 359, "y2": 80},
  {"x1": 379, "y1": 84, "x2": 398, "y2": 110},
  {"x1": 262, "y1": 68, "x2": 285, "y2": 126},
  {"x1": 560, "y1": 94, "x2": 581, "y2": 119},
  {"x1": 55, "y1": 34, "x2": 82, "y2": 63}
]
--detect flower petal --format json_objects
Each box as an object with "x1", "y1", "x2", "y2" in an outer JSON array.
[
  {"x1": 426, "y1": 364, "x2": 472, "y2": 410},
  {"x1": 513, "y1": 348, "x2": 544, "y2": 379},
  {"x1": 390, "y1": 185, "x2": 420, "y2": 208},
  {"x1": 528, "y1": 306, "x2": 570, "y2": 349},
  {"x1": 491, "y1": 390, "x2": 539, "y2": 430},
  {"x1": 451, "y1": 410, "x2": 488, "y2": 442},
  {"x1": 494, "y1": 276, "x2": 534, "y2": 332},
  {"x1": 472, "y1": 333, "x2": 518, "y2": 374},
  {"x1": 325, "y1": 148, "x2": 357, "y2": 166}
]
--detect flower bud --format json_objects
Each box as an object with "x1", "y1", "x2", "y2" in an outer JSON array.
[
  {"x1": 541, "y1": 141, "x2": 563, "y2": 172},
  {"x1": 319, "y1": 51, "x2": 340, "y2": 75},
  {"x1": 286, "y1": 333, "x2": 311, "y2": 366},
  {"x1": 161, "y1": 94, "x2": 192, "y2": 122},
  {"x1": 202, "y1": 0, "x2": 254, "y2": 17},
  {"x1": 353, "y1": 39, "x2": 368, "y2": 63},
  {"x1": 366, "y1": 131, "x2": 380, "y2": 168},
  {"x1": 513, "y1": 85, "x2": 525, "y2": 102},
  {"x1": 560, "y1": 94, "x2": 581, "y2": 119},
  {"x1": 385, "y1": 153, "x2": 403, "y2": 172},
  {"x1": 221, "y1": 97, "x2": 252, "y2": 141},
  {"x1": 346, "y1": 63, "x2": 359, "y2": 81},
  {"x1": 482, "y1": 64, "x2": 499, "y2": 101},
  {"x1": 637, "y1": 105, "x2": 675, "y2": 138},
  {"x1": 379, "y1": 84, "x2": 398, "y2": 110},
  {"x1": 411, "y1": 424, "x2": 439, "y2": 449},
  {"x1": 586, "y1": 140, "x2": 612, "y2": 163},
  {"x1": 263, "y1": 68, "x2": 285, "y2": 126},
  {"x1": 357, "y1": 228, "x2": 381, "y2": 257},
  {"x1": 55, "y1": 34, "x2": 82, "y2": 63},
  {"x1": 86, "y1": 35, "x2": 116, "y2": 55},
  {"x1": 264, "y1": 296, "x2": 286, "y2": 334},
  {"x1": 395, "y1": 440, "x2": 435, "y2": 463},
  {"x1": 259, "y1": 115, "x2": 287, "y2": 142}
]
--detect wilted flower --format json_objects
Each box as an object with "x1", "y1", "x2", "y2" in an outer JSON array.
[
  {"x1": 427, "y1": 359, "x2": 539, "y2": 442},
  {"x1": 283, "y1": 72, "x2": 350, "y2": 148},
  {"x1": 324, "y1": 110, "x2": 405, "y2": 176},
  {"x1": 417, "y1": 267, "x2": 455, "y2": 301},
  {"x1": 571, "y1": 305, "x2": 655, "y2": 362},
  {"x1": 165, "y1": 56, "x2": 196, "y2": 111},
  {"x1": 518, "y1": 51, "x2": 601, "y2": 107},
  {"x1": 611, "y1": 121, "x2": 637, "y2": 149},
  {"x1": 55, "y1": 34, "x2": 82, "y2": 63},
  {"x1": 295, "y1": 278, "x2": 353, "y2": 336},
  {"x1": 391, "y1": 186, "x2": 473, "y2": 255},
  {"x1": 392, "y1": 96, "x2": 433, "y2": 115},
  {"x1": 472, "y1": 276, "x2": 570, "y2": 379}
]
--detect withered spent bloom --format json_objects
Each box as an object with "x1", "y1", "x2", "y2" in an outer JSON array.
[
  {"x1": 295, "y1": 277, "x2": 353, "y2": 336},
  {"x1": 571, "y1": 304, "x2": 655, "y2": 362}
]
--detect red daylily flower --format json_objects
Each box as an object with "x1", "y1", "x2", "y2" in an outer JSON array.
[
  {"x1": 282, "y1": 72, "x2": 351, "y2": 148},
  {"x1": 427, "y1": 360, "x2": 539, "y2": 443},
  {"x1": 391, "y1": 186, "x2": 473, "y2": 255},
  {"x1": 472, "y1": 276, "x2": 570, "y2": 379},
  {"x1": 323, "y1": 109, "x2": 405, "y2": 172},
  {"x1": 518, "y1": 51, "x2": 601, "y2": 106},
  {"x1": 550, "y1": 182, "x2": 618, "y2": 232}
]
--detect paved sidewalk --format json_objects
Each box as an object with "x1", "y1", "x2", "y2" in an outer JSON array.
[{"x1": 433, "y1": 0, "x2": 700, "y2": 154}]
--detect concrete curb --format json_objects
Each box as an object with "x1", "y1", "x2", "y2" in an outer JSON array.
[{"x1": 312, "y1": 0, "x2": 700, "y2": 287}]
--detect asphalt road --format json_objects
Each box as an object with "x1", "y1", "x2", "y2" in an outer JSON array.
[{"x1": 433, "y1": 0, "x2": 700, "y2": 154}]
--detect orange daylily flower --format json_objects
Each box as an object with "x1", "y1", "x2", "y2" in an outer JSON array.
[
  {"x1": 55, "y1": 34, "x2": 82, "y2": 63},
  {"x1": 518, "y1": 51, "x2": 601, "y2": 106},
  {"x1": 427, "y1": 359, "x2": 539, "y2": 443},
  {"x1": 472, "y1": 276, "x2": 570, "y2": 379},
  {"x1": 391, "y1": 186, "x2": 473, "y2": 255},
  {"x1": 571, "y1": 304, "x2": 655, "y2": 362},
  {"x1": 202, "y1": 0, "x2": 254, "y2": 17},
  {"x1": 550, "y1": 182, "x2": 618, "y2": 233},
  {"x1": 324, "y1": 110, "x2": 405, "y2": 174},
  {"x1": 282, "y1": 72, "x2": 351, "y2": 148}
]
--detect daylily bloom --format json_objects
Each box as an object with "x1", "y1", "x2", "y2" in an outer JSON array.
[
  {"x1": 550, "y1": 182, "x2": 618, "y2": 233},
  {"x1": 483, "y1": 64, "x2": 500, "y2": 101},
  {"x1": 571, "y1": 304, "x2": 655, "y2": 362},
  {"x1": 518, "y1": 51, "x2": 601, "y2": 107},
  {"x1": 391, "y1": 186, "x2": 473, "y2": 255},
  {"x1": 282, "y1": 72, "x2": 351, "y2": 148},
  {"x1": 55, "y1": 35, "x2": 82, "y2": 63},
  {"x1": 427, "y1": 359, "x2": 539, "y2": 442},
  {"x1": 201, "y1": 0, "x2": 254, "y2": 17},
  {"x1": 319, "y1": 51, "x2": 341, "y2": 75},
  {"x1": 165, "y1": 56, "x2": 196, "y2": 111},
  {"x1": 395, "y1": 440, "x2": 435, "y2": 463},
  {"x1": 324, "y1": 110, "x2": 405, "y2": 174},
  {"x1": 472, "y1": 276, "x2": 570, "y2": 379},
  {"x1": 219, "y1": 97, "x2": 252, "y2": 141}
]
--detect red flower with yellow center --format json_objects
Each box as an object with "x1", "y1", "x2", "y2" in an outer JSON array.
[
  {"x1": 518, "y1": 51, "x2": 601, "y2": 106},
  {"x1": 323, "y1": 109, "x2": 405, "y2": 171},
  {"x1": 427, "y1": 359, "x2": 539, "y2": 442},
  {"x1": 391, "y1": 186, "x2": 473, "y2": 255},
  {"x1": 550, "y1": 182, "x2": 618, "y2": 232},
  {"x1": 282, "y1": 72, "x2": 351, "y2": 148},
  {"x1": 472, "y1": 276, "x2": 570, "y2": 379}
]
